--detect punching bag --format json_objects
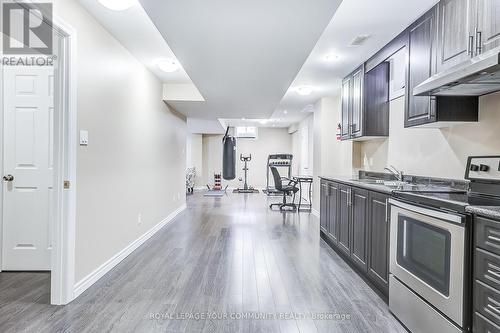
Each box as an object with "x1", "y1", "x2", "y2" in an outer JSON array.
[{"x1": 222, "y1": 127, "x2": 236, "y2": 180}]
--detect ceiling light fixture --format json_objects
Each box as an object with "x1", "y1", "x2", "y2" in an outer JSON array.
[
  {"x1": 98, "y1": 0, "x2": 136, "y2": 11},
  {"x1": 325, "y1": 54, "x2": 340, "y2": 62},
  {"x1": 295, "y1": 86, "x2": 313, "y2": 96},
  {"x1": 283, "y1": 110, "x2": 288, "y2": 114},
  {"x1": 156, "y1": 58, "x2": 180, "y2": 73},
  {"x1": 259, "y1": 119, "x2": 269, "y2": 124}
]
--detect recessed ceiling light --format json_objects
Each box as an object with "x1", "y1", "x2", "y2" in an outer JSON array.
[
  {"x1": 98, "y1": 0, "x2": 136, "y2": 11},
  {"x1": 283, "y1": 110, "x2": 288, "y2": 114},
  {"x1": 296, "y1": 86, "x2": 313, "y2": 96},
  {"x1": 156, "y1": 58, "x2": 180, "y2": 73},
  {"x1": 325, "y1": 54, "x2": 340, "y2": 61}
]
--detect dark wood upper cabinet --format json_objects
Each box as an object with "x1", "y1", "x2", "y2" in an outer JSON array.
[
  {"x1": 350, "y1": 67, "x2": 364, "y2": 139},
  {"x1": 363, "y1": 62, "x2": 390, "y2": 136},
  {"x1": 406, "y1": 7, "x2": 438, "y2": 127},
  {"x1": 340, "y1": 63, "x2": 389, "y2": 140},
  {"x1": 350, "y1": 188, "x2": 368, "y2": 271},
  {"x1": 476, "y1": 0, "x2": 500, "y2": 54},
  {"x1": 367, "y1": 192, "x2": 390, "y2": 295},
  {"x1": 436, "y1": 0, "x2": 476, "y2": 72},
  {"x1": 405, "y1": 5, "x2": 479, "y2": 128},
  {"x1": 341, "y1": 78, "x2": 351, "y2": 140}
]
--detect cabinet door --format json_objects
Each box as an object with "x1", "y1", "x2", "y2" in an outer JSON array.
[
  {"x1": 367, "y1": 192, "x2": 390, "y2": 295},
  {"x1": 320, "y1": 182, "x2": 329, "y2": 233},
  {"x1": 327, "y1": 183, "x2": 340, "y2": 244},
  {"x1": 341, "y1": 78, "x2": 351, "y2": 140},
  {"x1": 406, "y1": 8, "x2": 437, "y2": 127},
  {"x1": 350, "y1": 67, "x2": 364, "y2": 139},
  {"x1": 350, "y1": 188, "x2": 368, "y2": 271},
  {"x1": 476, "y1": 0, "x2": 500, "y2": 54},
  {"x1": 437, "y1": 0, "x2": 476, "y2": 72},
  {"x1": 338, "y1": 185, "x2": 351, "y2": 255}
]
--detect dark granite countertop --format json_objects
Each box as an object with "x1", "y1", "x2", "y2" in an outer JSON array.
[
  {"x1": 320, "y1": 171, "x2": 468, "y2": 196},
  {"x1": 319, "y1": 175, "x2": 395, "y2": 194},
  {"x1": 465, "y1": 206, "x2": 500, "y2": 220}
]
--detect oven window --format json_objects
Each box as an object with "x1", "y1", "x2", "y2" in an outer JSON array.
[{"x1": 397, "y1": 214, "x2": 451, "y2": 296}]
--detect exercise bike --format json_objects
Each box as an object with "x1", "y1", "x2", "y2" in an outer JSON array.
[{"x1": 235, "y1": 154, "x2": 257, "y2": 193}]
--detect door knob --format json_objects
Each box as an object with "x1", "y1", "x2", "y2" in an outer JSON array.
[{"x1": 3, "y1": 175, "x2": 14, "y2": 182}]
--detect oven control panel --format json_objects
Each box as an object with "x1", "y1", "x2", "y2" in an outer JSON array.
[{"x1": 466, "y1": 156, "x2": 500, "y2": 182}]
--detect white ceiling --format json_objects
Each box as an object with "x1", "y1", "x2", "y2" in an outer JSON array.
[
  {"x1": 139, "y1": 0, "x2": 343, "y2": 120},
  {"x1": 81, "y1": 0, "x2": 439, "y2": 131},
  {"x1": 77, "y1": 0, "x2": 194, "y2": 84},
  {"x1": 273, "y1": 0, "x2": 439, "y2": 124}
]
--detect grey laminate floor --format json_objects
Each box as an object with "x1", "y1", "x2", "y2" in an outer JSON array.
[{"x1": 0, "y1": 192, "x2": 406, "y2": 333}]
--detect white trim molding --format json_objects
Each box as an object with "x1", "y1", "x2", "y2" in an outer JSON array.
[{"x1": 73, "y1": 204, "x2": 186, "y2": 299}]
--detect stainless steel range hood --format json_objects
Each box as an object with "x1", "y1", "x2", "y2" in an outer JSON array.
[{"x1": 414, "y1": 50, "x2": 500, "y2": 97}]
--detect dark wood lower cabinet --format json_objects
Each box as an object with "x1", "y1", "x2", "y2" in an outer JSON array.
[
  {"x1": 474, "y1": 216, "x2": 500, "y2": 330},
  {"x1": 320, "y1": 182, "x2": 329, "y2": 233},
  {"x1": 327, "y1": 183, "x2": 339, "y2": 244},
  {"x1": 319, "y1": 179, "x2": 390, "y2": 298},
  {"x1": 338, "y1": 185, "x2": 351, "y2": 256},
  {"x1": 350, "y1": 188, "x2": 368, "y2": 271},
  {"x1": 367, "y1": 192, "x2": 390, "y2": 294}
]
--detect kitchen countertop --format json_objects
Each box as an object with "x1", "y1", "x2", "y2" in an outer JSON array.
[
  {"x1": 319, "y1": 175, "x2": 395, "y2": 194},
  {"x1": 319, "y1": 173, "x2": 467, "y2": 195},
  {"x1": 465, "y1": 206, "x2": 500, "y2": 220}
]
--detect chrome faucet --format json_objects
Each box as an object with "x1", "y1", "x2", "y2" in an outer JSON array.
[{"x1": 384, "y1": 165, "x2": 404, "y2": 182}]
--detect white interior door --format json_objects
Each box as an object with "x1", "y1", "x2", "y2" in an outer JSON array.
[{"x1": 2, "y1": 65, "x2": 54, "y2": 271}]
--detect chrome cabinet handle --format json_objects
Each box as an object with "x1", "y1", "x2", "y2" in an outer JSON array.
[
  {"x1": 385, "y1": 199, "x2": 389, "y2": 223},
  {"x1": 468, "y1": 35, "x2": 475, "y2": 57},
  {"x1": 2, "y1": 174, "x2": 14, "y2": 182},
  {"x1": 476, "y1": 31, "x2": 482, "y2": 55}
]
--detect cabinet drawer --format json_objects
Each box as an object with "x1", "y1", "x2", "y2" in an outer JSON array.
[
  {"x1": 476, "y1": 248, "x2": 500, "y2": 291},
  {"x1": 475, "y1": 280, "x2": 500, "y2": 326},
  {"x1": 474, "y1": 312, "x2": 500, "y2": 333},
  {"x1": 476, "y1": 217, "x2": 500, "y2": 257}
]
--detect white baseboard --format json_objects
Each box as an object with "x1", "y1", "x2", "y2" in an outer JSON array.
[
  {"x1": 73, "y1": 204, "x2": 186, "y2": 300},
  {"x1": 311, "y1": 208, "x2": 320, "y2": 219}
]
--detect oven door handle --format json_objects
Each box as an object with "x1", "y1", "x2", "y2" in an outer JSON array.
[{"x1": 388, "y1": 198, "x2": 465, "y2": 224}]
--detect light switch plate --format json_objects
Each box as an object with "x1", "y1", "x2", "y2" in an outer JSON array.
[{"x1": 80, "y1": 130, "x2": 89, "y2": 146}]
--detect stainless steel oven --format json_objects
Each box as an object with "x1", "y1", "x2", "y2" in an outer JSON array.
[{"x1": 389, "y1": 199, "x2": 468, "y2": 333}]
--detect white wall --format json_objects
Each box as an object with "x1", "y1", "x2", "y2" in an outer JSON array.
[
  {"x1": 312, "y1": 96, "x2": 357, "y2": 212},
  {"x1": 359, "y1": 92, "x2": 500, "y2": 179},
  {"x1": 201, "y1": 128, "x2": 293, "y2": 189},
  {"x1": 186, "y1": 133, "x2": 203, "y2": 187},
  {"x1": 291, "y1": 115, "x2": 314, "y2": 177},
  {"x1": 55, "y1": 0, "x2": 186, "y2": 283}
]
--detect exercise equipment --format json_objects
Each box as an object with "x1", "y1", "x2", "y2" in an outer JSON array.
[
  {"x1": 222, "y1": 127, "x2": 236, "y2": 180},
  {"x1": 265, "y1": 154, "x2": 293, "y2": 196},
  {"x1": 234, "y1": 154, "x2": 258, "y2": 193},
  {"x1": 204, "y1": 173, "x2": 228, "y2": 197}
]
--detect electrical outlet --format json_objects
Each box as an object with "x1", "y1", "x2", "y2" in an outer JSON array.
[{"x1": 137, "y1": 213, "x2": 142, "y2": 225}]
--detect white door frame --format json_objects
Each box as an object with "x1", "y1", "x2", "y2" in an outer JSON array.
[{"x1": 0, "y1": 7, "x2": 78, "y2": 305}]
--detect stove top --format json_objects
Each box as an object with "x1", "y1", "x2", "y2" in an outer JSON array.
[
  {"x1": 394, "y1": 156, "x2": 500, "y2": 214},
  {"x1": 393, "y1": 191, "x2": 500, "y2": 213}
]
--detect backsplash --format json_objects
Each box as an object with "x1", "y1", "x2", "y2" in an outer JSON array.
[{"x1": 358, "y1": 91, "x2": 500, "y2": 180}]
